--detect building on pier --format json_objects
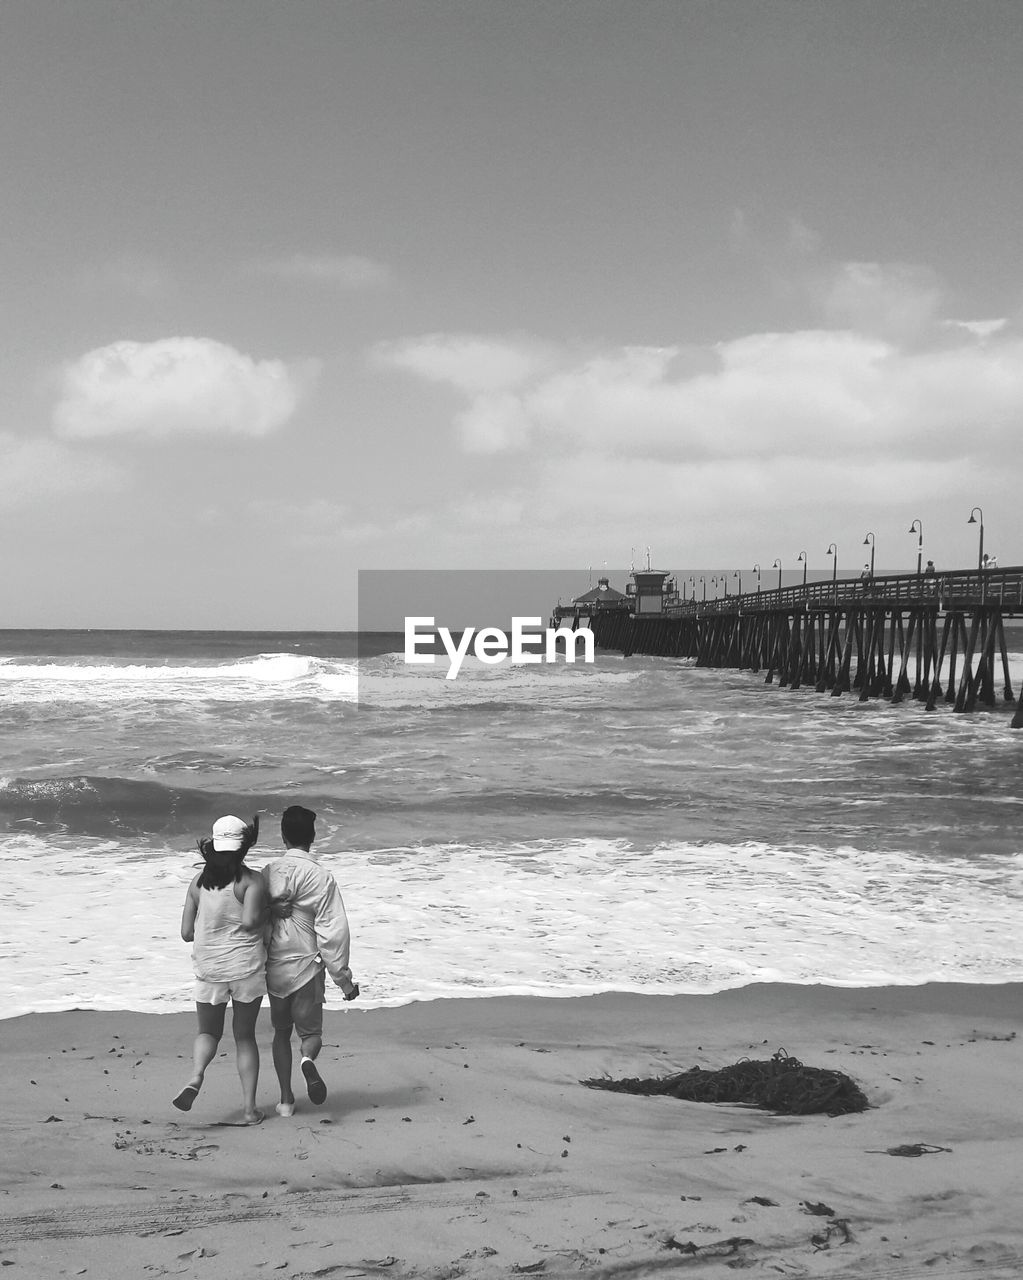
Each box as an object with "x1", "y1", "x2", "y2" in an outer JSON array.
[{"x1": 550, "y1": 575, "x2": 632, "y2": 629}]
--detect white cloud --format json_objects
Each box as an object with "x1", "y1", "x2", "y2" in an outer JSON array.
[
  {"x1": 373, "y1": 333, "x2": 555, "y2": 397},
  {"x1": 944, "y1": 318, "x2": 1008, "y2": 340},
  {"x1": 0, "y1": 433, "x2": 126, "y2": 508},
  {"x1": 455, "y1": 392, "x2": 534, "y2": 453},
  {"x1": 410, "y1": 449, "x2": 987, "y2": 572},
  {"x1": 256, "y1": 253, "x2": 392, "y2": 289},
  {"x1": 364, "y1": 240, "x2": 1022, "y2": 570},
  {"x1": 375, "y1": 326, "x2": 1023, "y2": 467},
  {"x1": 819, "y1": 261, "x2": 944, "y2": 339},
  {"x1": 52, "y1": 338, "x2": 319, "y2": 440}
]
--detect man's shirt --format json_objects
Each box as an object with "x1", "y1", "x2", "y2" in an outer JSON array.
[{"x1": 261, "y1": 846, "x2": 355, "y2": 999}]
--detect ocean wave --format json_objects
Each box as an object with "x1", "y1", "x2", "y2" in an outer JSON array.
[
  {"x1": 0, "y1": 772, "x2": 684, "y2": 838},
  {"x1": 0, "y1": 645, "x2": 649, "y2": 711},
  {"x1": 0, "y1": 774, "x2": 297, "y2": 839},
  {"x1": 1, "y1": 832, "x2": 1020, "y2": 1017},
  {"x1": 0, "y1": 652, "x2": 359, "y2": 704}
]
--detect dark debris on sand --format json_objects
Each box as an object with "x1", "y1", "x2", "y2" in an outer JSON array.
[{"x1": 582, "y1": 1049, "x2": 869, "y2": 1116}]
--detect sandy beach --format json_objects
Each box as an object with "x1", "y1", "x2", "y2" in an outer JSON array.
[{"x1": 1, "y1": 984, "x2": 1021, "y2": 1278}]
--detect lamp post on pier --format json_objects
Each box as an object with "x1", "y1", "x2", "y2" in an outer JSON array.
[
  {"x1": 753, "y1": 563, "x2": 762, "y2": 594},
  {"x1": 733, "y1": 569, "x2": 742, "y2": 597},
  {"x1": 908, "y1": 519, "x2": 923, "y2": 576},
  {"x1": 772, "y1": 558, "x2": 782, "y2": 591},
  {"x1": 826, "y1": 543, "x2": 837, "y2": 602},
  {"x1": 863, "y1": 531, "x2": 875, "y2": 578},
  {"x1": 796, "y1": 550, "x2": 807, "y2": 592},
  {"x1": 968, "y1": 507, "x2": 984, "y2": 571},
  {"x1": 700, "y1": 576, "x2": 707, "y2": 603}
]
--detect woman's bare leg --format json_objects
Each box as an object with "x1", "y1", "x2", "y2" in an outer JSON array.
[
  {"x1": 173, "y1": 1002, "x2": 226, "y2": 1109},
  {"x1": 231, "y1": 997, "x2": 263, "y2": 1123}
]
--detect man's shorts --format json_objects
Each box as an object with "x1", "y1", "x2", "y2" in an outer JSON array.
[
  {"x1": 194, "y1": 970, "x2": 267, "y2": 1006},
  {"x1": 269, "y1": 969, "x2": 326, "y2": 1041}
]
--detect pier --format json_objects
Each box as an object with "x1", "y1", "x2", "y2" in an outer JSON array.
[{"x1": 565, "y1": 567, "x2": 1023, "y2": 727}]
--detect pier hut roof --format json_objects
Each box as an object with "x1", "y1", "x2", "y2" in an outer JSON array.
[{"x1": 572, "y1": 577, "x2": 629, "y2": 606}]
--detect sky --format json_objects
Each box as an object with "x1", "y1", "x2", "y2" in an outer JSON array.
[{"x1": 3, "y1": 0, "x2": 1023, "y2": 629}]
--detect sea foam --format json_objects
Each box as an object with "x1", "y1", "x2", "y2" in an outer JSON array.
[{"x1": 1, "y1": 832, "x2": 1019, "y2": 1019}]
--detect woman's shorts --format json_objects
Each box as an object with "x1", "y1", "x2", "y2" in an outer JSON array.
[
  {"x1": 194, "y1": 970, "x2": 267, "y2": 1006},
  {"x1": 269, "y1": 969, "x2": 326, "y2": 1040}
]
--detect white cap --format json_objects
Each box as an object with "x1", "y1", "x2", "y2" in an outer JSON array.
[{"x1": 212, "y1": 815, "x2": 247, "y2": 851}]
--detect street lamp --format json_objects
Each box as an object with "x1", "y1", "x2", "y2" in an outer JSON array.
[
  {"x1": 753, "y1": 563, "x2": 762, "y2": 594},
  {"x1": 772, "y1": 558, "x2": 782, "y2": 591},
  {"x1": 826, "y1": 543, "x2": 837, "y2": 601},
  {"x1": 733, "y1": 569, "x2": 742, "y2": 596},
  {"x1": 863, "y1": 531, "x2": 875, "y2": 577},
  {"x1": 796, "y1": 550, "x2": 807, "y2": 590},
  {"x1": 699, "y1": 575, "x2": 707, "y2": 603},
  {"x1": 968, "y1": 507, "x2": 984, "y2": 571},
  {"x1": 908, "y1": 519, "x2": 923, "y2": 576}
]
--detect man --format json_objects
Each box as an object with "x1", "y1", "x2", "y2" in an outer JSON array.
[{"x1": 262, "y1": 806, "x2": 359, "y2": 1116}]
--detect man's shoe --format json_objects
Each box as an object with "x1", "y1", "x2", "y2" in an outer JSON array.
[{"x1": 302, "y1": 1058, "x2": 327, "y2": 1105}]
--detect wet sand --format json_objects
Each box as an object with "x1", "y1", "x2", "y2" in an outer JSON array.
[{"x1": 1, "y1": 983, "x2": 1021, "y2": 1278}]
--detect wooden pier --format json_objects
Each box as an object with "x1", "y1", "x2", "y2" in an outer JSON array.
[{"x1": 575, "y1": 567, "x2": 1023, "y2": 727}]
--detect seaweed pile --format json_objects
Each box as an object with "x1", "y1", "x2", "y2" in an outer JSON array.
[{"x1": 582, "y1": 1049, "x2": 869, "y2": 1116}]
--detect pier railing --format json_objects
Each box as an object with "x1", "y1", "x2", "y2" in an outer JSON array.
[
  {"x1": 669, "y1": 567, "x2": 1023, "y2": 617},
  {"x1": 579, "y1": 565, "x2": 1023, "y2": 726}
]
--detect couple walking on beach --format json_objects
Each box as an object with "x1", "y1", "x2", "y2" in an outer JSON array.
[{"x1": 175, "y1": 805, "x2": 359, "y2": 1125}]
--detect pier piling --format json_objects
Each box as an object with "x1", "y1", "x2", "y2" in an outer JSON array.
[{"x1": 581, "y1": 567, "x2": 1023, "y2": 726}]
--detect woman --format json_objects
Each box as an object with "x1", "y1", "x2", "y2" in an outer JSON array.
[{"x1": 174, "y1": 814, "x2": 267, "y2": 1124}]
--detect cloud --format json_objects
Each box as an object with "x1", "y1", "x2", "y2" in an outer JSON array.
[
  {"x1": 730, "y1": 214, "x2": 939, "y2": 338},
  {"x1": 375, "y1": 324, "x2": 1023, "y2": 466},
  {"x1": 255, "y1": 253, "x2": 392, "y2": 289},
  {"x1": 454, "y1": 392, "x2": 535, "y2": 453},
  {"x1": 52, "y1": 338, "x2": 319, "y2": 440},
  {"x1": 944, "y1": 318, "x2": 1008, "y2": 340},
  {"x1": 735, "y1": 216, "x2": 947, "y2": 342},
  {"x1": 819, "y1": 261, "x2": 944, "y2": 340},
  {"x1": 364, "y1": 240, "x2": 1022, "y2": 569},
  {"x1": 0, "y1": 433, "x2": 127, "y2": 508},
  {"x1": 373, "y1": 333, "x2": 555, "y2": 397}
]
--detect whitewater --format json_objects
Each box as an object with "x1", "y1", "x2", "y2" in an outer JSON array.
[{"x1": 1, "y1": 629, "x2": 1021, "y2": 1018}]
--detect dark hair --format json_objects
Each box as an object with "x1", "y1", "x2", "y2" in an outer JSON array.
[
  {"x1": 281, "y1": 805, "x2": 316, "y2": 850},
  {"x1": 196, "y1": 814, "x2": 260, "y2": 890}
]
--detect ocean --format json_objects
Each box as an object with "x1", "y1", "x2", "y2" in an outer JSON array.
[{"x1": 2, "y1": 628, "x2": 1022, "y2": 1020}]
